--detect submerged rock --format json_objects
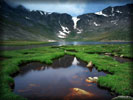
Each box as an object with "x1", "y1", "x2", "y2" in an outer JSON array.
[
  {"x1": 86, "y1": 77, "x2": 98, "y2": 83},
  {"x1": 87, "y1": 61, "x2": 93, "y2": 67},
  {"x1": 64, "y1": 88, "x2": 94, "y2": 100},
  {"x1": 29, "y1": 83, "x2": 40, "y2": 87},
  {"x1": 112, "y1": 96, "x2": 133, "y2": 100},
  {"x1": 85, "y1": 79, "x2": 93, "y2": 83}
]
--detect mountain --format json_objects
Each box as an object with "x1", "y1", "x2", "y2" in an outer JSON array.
[{"x1": 0, "y1": 0, "x2": 133, "y2": 41}]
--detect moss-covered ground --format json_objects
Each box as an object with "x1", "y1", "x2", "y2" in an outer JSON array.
[
  {"x1": 0, "y1": 41, "x2": 51, "y2": 46},
  {"x1": 0, "y1": 44, "x2": 133, "y2": 100}
]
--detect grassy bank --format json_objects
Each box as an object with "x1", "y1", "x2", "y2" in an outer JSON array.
[
  {"x1": 0, "y1": 44, "x2": 133, "y2": 100},
  {"x1": 0, "y1": 41, "x2": 52, "y2": 46}
]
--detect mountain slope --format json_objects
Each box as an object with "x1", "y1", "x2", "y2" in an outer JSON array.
[
  {"x1": 76, "y1": 4, "x2": 133, "y2": 41},
  {"x1": 0, "y1": 0, "x2": 133, "y2": 41}
]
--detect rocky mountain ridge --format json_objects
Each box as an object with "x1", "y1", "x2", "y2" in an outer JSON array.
[{"x1": 0, "y1": 0, "x2": 133, "y2": 41}]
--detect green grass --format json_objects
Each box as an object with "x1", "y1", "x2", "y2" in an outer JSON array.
[
  {"x1": 0, "y1": 44, "x2": 133, "y2": 100},
  {"x1": 0, "y1": 41, "x2": 52, "y2": 46}
]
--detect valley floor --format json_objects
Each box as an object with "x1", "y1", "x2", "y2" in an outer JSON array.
[
  {"x1": 0, "y1": 41, "x2": 51, "y2": 46},
  {"x1": 0, "y1": 44, "x2": 133, "y2": 100}
]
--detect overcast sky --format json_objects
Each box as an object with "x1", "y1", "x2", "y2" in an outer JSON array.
[{"x1": 6, "y1": 0, "x2": 133, "y2": 16}]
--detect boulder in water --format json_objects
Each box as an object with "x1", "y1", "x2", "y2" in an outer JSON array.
[
  {"x1": 86, "y1": 77, "x2": 98, "y2": 83},
  {"x1": 87, "y1": 61, "x2": 93, "y2": 67},
  {"x1": 64, "y1": 88, "x2": 94, "y2": 100},
  {"x1": 112, "y1": 96, "x2": 133, "y2": 100}
]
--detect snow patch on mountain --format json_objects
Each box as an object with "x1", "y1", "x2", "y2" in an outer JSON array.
[
  {"x1": 58, "y1": 35, "x2": 66, "y2": 38},
  {"x1": 25, "y1": 17, "x2": 30, "y2": 20},
  {"x1": 112, "y1": 7, "x2": 114, "y2": 13},
  {"x1": 111, "y1": 20, "x2": 118, "y2": 25},
  {"x1": 93, "y1": 22, "x2": 100, "y2": 26},
  {"x1": 77, "y1": 28, "x2": 83, "y2": 34},
  {"x1": 48, "y1": 40, "x2": 56, "y2": 42},
  {"x1": 40, "y1": 11, "x2": 49, "y2": 15},
  {"x1": 58, "y1": 31, "x2": 67, "y2": 38},
  {"x1": 116, "y1": 10, "x2": 122, "y2": 13},
  {"x1": 95, "y1": 11, "x2": 108, "y2": 17},
  {"x1": 111, "y1": 8, "x2": 115, "y2": 16},
  {"x1": 39, "y1": 11, "x2": 44, "y2": 15},
  {"x1": 61, "y1": 25, "x2": 71, "y2": 34},
  {"x1": 36, "y1": 10, "x2": 51, "y2": 15},
  {"x1": 72, "y1": 17, "x2": 80, "y2": 29},
  {"x1": 59, "y1": 31, "x2": 66, "y2": 36}
]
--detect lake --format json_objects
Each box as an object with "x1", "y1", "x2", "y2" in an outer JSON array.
[{"x1": 0, "y1": 41, "x2": 132, "y2": 51}]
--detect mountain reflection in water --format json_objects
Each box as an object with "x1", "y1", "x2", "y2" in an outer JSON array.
[{"x1": 13, "y1": 55, "x2": 116, "y2": 100}]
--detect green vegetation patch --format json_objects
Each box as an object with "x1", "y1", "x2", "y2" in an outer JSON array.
[
  {"x1": 0, "y1": 41, "x2": 51, "y2": 46},
  {"x1": 0, "y1": 44, "x2": 133, "y2": 100}
]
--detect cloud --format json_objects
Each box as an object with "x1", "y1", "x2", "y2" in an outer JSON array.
[
  {"x1": 5, "y1": 0, "x2": 133, "y2": 3},
  {"x1": 17, "y1": 3, "x2": 87, "y2": 16},
  {"x1": 5, "y1": 0, "x2": 133, "y2": 16}
]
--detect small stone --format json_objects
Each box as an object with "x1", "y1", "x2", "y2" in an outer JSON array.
[
  {"x1": 112, "y1": 96, "x2": 133, "y2": 100},
  {"x1": 87, "y1": 61, "x2": 93, "y2": 67},
  {"x1": 86, "y1": 77, "x2": 98, "y2": 83},
  {"x1": 93, "y1": 77, "x2": 98, "y2": 80},
  {"x1": 120, "y1": 54, "x2": 124, "y2": 57},
  {"x1": 93, "y1": 77, "x2": 98, "y2": 82},
  {"x1": 88, "y1": 77, "x2": 93, "y2": 80},
  {"x1": 105, "y1": 53, "x2": 111, "y2": 55}
]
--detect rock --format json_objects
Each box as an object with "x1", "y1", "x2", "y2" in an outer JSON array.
[
  {"x1": 112, "y1": 96, "x2": 133, "y2": 100},
  {"x1": 64, "y1": 88, "x2": 94, "y2": 100},
  {"x1": 87, "y1": 61, "x2": 93, "y2": 67},
  {"x1": 85, "y1": 79, "x2": 93, "y2": 83},
  {"x1": 86, "y1": 77, "x2": 98, "y2": 83},
  {"x1": 88, "y1": 77, "x2": 93, "y2": 80},
  {"x1": 114, "y1": 55, "x2": 118, "y2": 57},
  {"x1": 120, "y1": 54, "x2": 124, "y2": 57},
  {"x1": 105, "y1": 53, "x2": 112, "y2": 55},
  {"x1": 93, "y1": 77, "x2": 98, "y2": 81}
]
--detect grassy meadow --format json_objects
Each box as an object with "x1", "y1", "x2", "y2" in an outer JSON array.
[
  {"x1": 0, "y1": 44, "x2": 133, "y2": 100},
  {"x1": 0, "y1": 41, "x2": 51, "y2": 46}
]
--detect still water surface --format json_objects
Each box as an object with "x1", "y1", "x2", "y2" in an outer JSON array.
[
  {"x1": 0, "y1": 41, "x2": 132, "y2": 50},
  {"x1": 13, "y1": 55, "x2": 116, "y2": 100}
]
